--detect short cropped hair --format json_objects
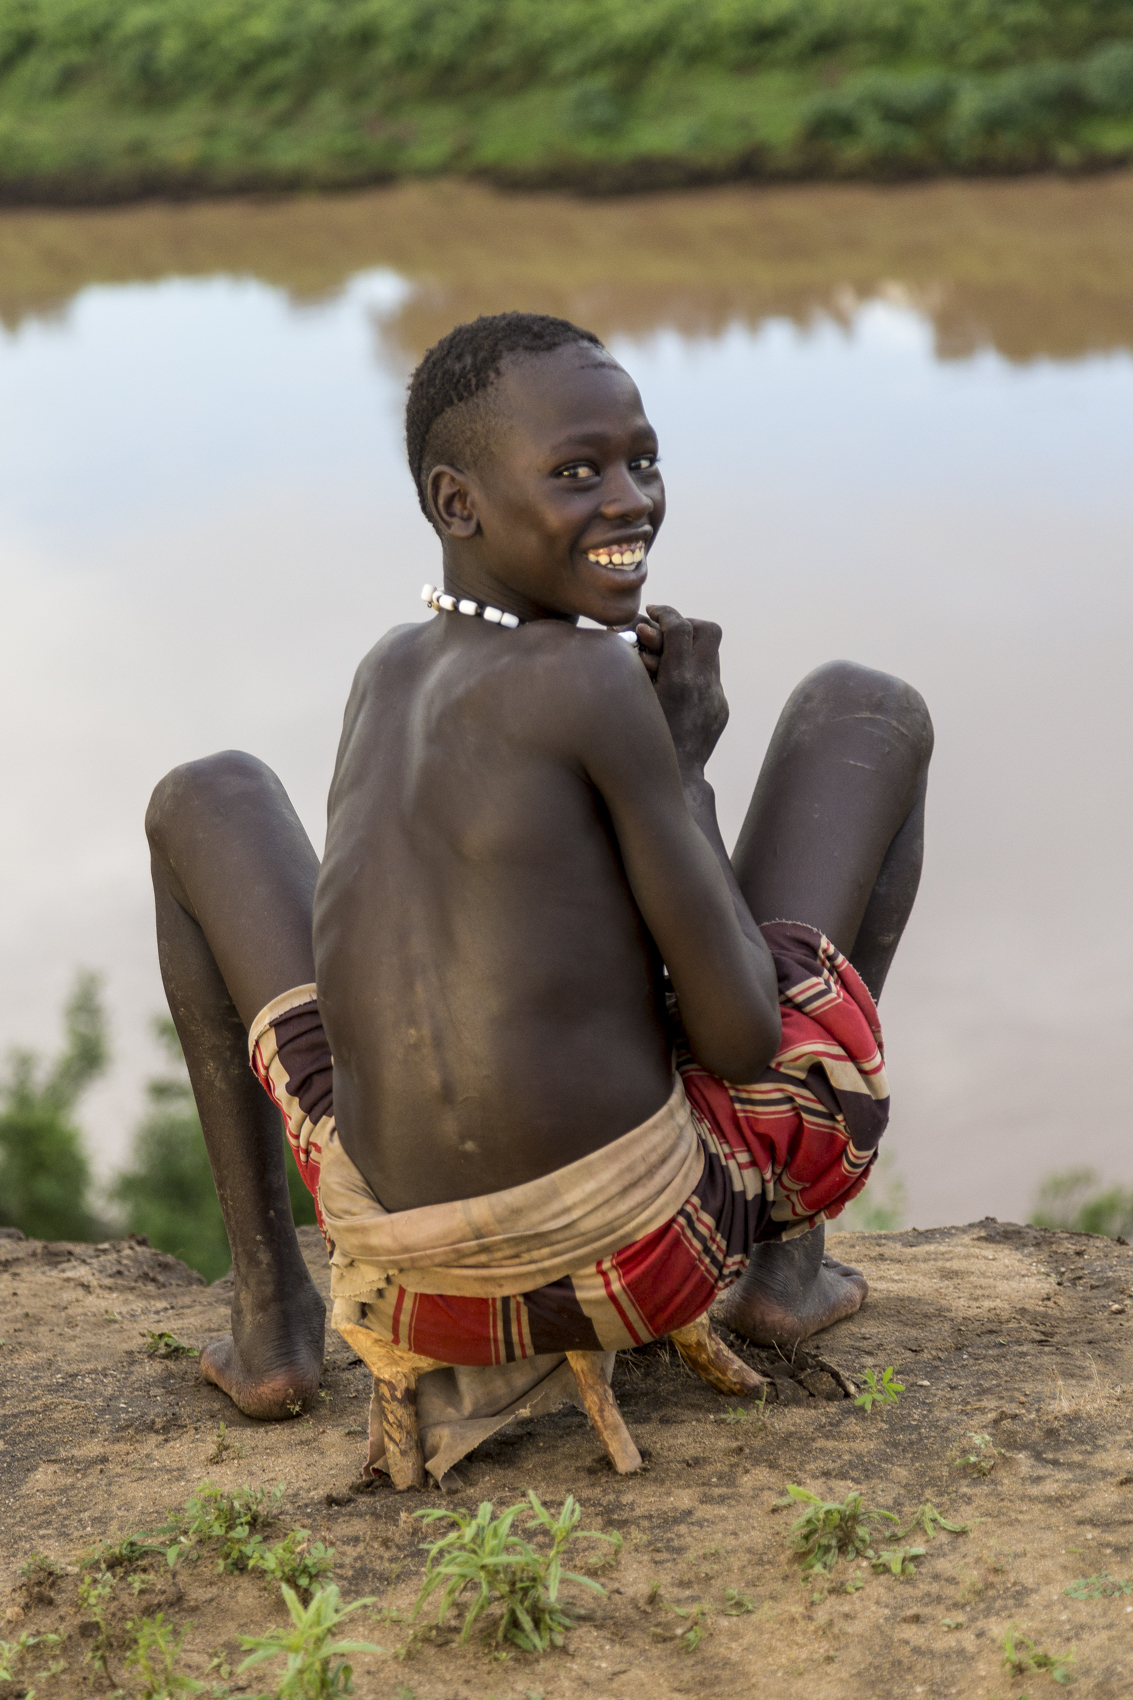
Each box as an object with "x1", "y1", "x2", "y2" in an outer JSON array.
[{"x1": 405, "y1": 311, "x2": 605, "y2": 519}]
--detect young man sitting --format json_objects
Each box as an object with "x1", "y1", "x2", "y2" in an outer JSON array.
[{"x1": 145, "y1": 313, "x2": 932, "y2": 1472}]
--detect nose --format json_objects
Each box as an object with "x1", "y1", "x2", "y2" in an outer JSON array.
[{"x1": 600, "y1": 463, "x2": 654, "y2": 524}]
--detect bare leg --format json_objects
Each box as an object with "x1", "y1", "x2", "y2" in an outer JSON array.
[
  {"x1": 146, "y1": 751, "x2": 326, "y2": 1418},
  {"x1": 715, "y1": 660, "x2": 933, "y2": 1347}
]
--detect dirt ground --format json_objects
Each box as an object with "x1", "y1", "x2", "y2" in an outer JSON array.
[{"x1": 4, "y1": 1220, "x2": 1133, "y2": 1700}]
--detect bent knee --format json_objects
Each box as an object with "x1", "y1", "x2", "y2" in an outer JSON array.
[
  {"x1": 790, "y1": 659, "x2": 933, "y2": 763},
  {"x1": 145, "y1": 750, "x2": 280, "y2": 852}
]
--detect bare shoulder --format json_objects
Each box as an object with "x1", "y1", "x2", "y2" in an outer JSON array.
[
  {"x1": 350, "y1": 621, "x2": 426, "y2": 688},
  {"x1": 515, "y1": 622, "x2": 656, "y2": 716},
  {"x1": 509, "y1": 622, "x2": 673, "y2": 778},
  {"x1": 339, "y1": 621, "x2": 429, "y2": 719}
]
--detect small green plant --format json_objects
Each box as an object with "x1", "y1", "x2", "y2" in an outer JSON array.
[
  {"x1": 953, "y1": 1433, "x2": 1000, "y2": 1476},
  {"x1": 18, "y1": 1552, "x2": 63, "y2": 1583},
  {"x1": 1065, "y1": 1572, "x2": 1133, "y2": 1598},
  {"x1": 719, "y1": 1388, "x2": 769, "y2": 1423},
  {"x1": 162, "y1": 1481, "x2": 285, "y2": 1570},
  {"x1": 647, "y1": 1600, "x2": 708, "y2": 1650},
  {"x1": 871, "y1": 1545, "x2": 926, "y2": 1577},
  {"x1": 252, "y1": 1530, "x2": 337, "y2": 1601},
  {"x1": 207, "y1": 1422, "x2": 237, "y2": 1464},
  {"x1": 78, "y1": 1566, "x2": 116, "y2": 1674},
  {"x1": 82, "y1": 1533, "x2": 163, "y2": 1572},
  {"x1": 1002, "y1": 1626, "x2": 1076, "y2": 1684},
  {"x1": 672, "y1": 1604, "x2": 707, "y2": 1651},
  {"x1": 0, "y1": 1632, "x2": 62, "y2": 1681},
  {"x1": 126, "y1": 1613, "x2": 205, "y2": 1697},
  {"x1": 900, "y1": 1502, "x2": 970, "y2": 1540},
  {"x1": 854, "y1": 1366, "x2": 904, "y2": 1411},
  {"x1": 144, "y1": 1330, "x2": 199, "y2": 1359},
  {"x1": 239, "y1": 1583, "x2": 381, "y2": 1698},
  {"x1": 776, "y1": 1486, "x2": 898, "y2": 1574},
  {"x1": 412, "y1": 1492, "x2": 618, "y2": 1653},
  {"x1": 721, "y1": 1588, "x2": 755, "y2": 1614}
]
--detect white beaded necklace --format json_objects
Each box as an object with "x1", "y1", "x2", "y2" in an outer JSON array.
[
  {"x1": 421, "y1": 583, "x2": 521, "y2": 627},
  {"x1": 421, "y1": 581, "x2": 640, "y2": 647}
]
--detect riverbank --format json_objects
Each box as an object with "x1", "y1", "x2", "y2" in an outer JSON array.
[
  {"x1": 4, "y1": 1221, "x2": 1133, "y2": 1697},
  {"x1": 4, "y1": 174, "x2": 1133, "y2": 366},
  {"x1": 2, "y1": 2, "x2": 1133, "y2": 202}
]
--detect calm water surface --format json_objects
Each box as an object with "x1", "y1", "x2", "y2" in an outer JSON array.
[{"x1": 2, "y1": 177, "x2": 1131, "y2": 1228}]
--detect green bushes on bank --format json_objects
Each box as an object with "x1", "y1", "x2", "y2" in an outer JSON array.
[
  {"x1": 0, "y1": 976, "x2": 315, "y2": 1279},
  {"x1": 0, "y1": 971, "x2": 107, "y2": 1242},
  {"x1": 802, "y1": 41, "x2": 1133, "y2": 171},
  {"x1": 3, "y1": 0, "x2": 1132, "y2": 105},
  {"x1": 1030, "y1": 1168, "x2": 1133, "y2": 1241},
  {"x1": 0, "y1": 0, "x2": 1132, "y2": 197}
]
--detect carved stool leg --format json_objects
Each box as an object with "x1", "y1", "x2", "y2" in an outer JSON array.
[
  {"x1": 374, "y1": 1364, "x2": 426, "y2": 1491},
  {"x1": 335, "y1": 1319, "x2": 445, "y2": 1491},
  {"x1": 668, "y1": 1312, "x2": 770, "y2": 1397},
  {"x1": 566, "y1": 1350, "x2": 642, "y2": 1474}
]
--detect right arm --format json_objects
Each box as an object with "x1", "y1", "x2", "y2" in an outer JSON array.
[{"x1": 567, "y1": 635, "x2": 780, "y2": 1084}]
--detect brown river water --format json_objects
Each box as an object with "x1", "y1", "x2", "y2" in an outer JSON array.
[{"x1": 1, "y1": 174, "x2": 1131, "y2": 1229}]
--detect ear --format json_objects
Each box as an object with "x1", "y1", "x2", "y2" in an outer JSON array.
[{"x1": 428, "y1": 465, "x2": 480, "y2": 538}]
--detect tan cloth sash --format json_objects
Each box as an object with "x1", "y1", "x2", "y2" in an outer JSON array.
[{"x1": 319, "y1": 1073, "x2": 702, "y2": 1302}]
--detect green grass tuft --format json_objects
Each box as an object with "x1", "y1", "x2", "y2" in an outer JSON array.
[
  {"x1": 776, "y1": 1485, "x2": 898, "y2": 1574},
  {"x1": 239, "y1": 1583, "x2": 382, "y2": 1698},
  {"x1": 411, "y1": 1492, "x2": 620, "y2": 1653},
  {"x1": 1002, "y1": 1625, "x2": 1076, "y2": 1684},
  {"x1": 854, "y1": 1366, "x2": 904, "y2": 1412}
]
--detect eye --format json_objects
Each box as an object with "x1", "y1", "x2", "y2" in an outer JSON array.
[
  {"x1": 630, "y1": 453, "x2": 659, "y2": 472},
  {"x1": 556, "y1": 461, "x2": 600, "y2": 481}
]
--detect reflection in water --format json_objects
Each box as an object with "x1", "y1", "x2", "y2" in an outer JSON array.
[
  {"x1": 1, "y1": 179, "x2": 1131, "y2": 1231},
  {"x1": 3, "y1": 174, "x2": 1133, "y2": 361}
]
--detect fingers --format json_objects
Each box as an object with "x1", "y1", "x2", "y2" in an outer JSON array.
[
  {"x1": 645, "y1": 605, "x2": 722, "y2": 663},
  {"x1": 646, "y1": 603, "x2": 693, "y2": 667},
  {"x1": 629, "y1": 612, "x2": 661, "y2": 679},
  {"x1": 635, "y1": 614, "x2": 663, "y2": 653}
]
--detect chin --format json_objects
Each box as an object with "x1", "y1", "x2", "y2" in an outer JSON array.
[{"x1": 589, "y1": 591, "x2": 644, "y2": 629}]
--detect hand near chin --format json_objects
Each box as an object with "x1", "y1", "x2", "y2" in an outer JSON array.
[{"x1": 634, "y1": 603, "x2": 729, "y2": 772}]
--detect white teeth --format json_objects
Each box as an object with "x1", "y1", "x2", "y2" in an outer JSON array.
[{"x1": 587, "y1": 544, "x2": 644, "y2": 570}]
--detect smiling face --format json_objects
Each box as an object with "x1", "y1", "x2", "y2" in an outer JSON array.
[{"x1": 426, "y1": 342, "x2": 665, "y2": 627}]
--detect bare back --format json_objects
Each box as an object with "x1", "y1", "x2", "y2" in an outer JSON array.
[{"x1": 314, "y1": 615, "x2": 675, "y2": 1210}]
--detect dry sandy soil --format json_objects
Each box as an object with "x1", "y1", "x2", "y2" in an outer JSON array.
[{"x1": 4, "y1": 1220, "x2": 1133, "y2": 1700}]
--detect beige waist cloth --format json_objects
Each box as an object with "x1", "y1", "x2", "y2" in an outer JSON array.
[
  {"x1": 318, "y1": 1071, "x2": 701, "y2": 1303},
  {"x1": 248, "y1": 979, "x2": 701, "y2": 1484},
  {"x1": 321, "y1": 1073, "x2": 698, "y2": 1484}
]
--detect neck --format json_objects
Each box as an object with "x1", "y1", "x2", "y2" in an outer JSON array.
[
  {"x1": 422, "y1": 584, "x2": 521, "y2": 627},
  {"x1": 436, "y1": 557, "x2": 576, "y2": 626}
]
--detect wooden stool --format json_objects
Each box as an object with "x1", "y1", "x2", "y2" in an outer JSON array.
[
  {"x1": 667, "y1": 1312, "x2": 770, "y2": 1397},
  {"x1": 339, "y1": 1312, "x2": 767, "y2": 1488}
]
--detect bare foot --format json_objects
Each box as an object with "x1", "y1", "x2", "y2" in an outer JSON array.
[
  {"x1": 200, "y1": 1282, "x2": 326, "y2": 1420},
  {"x1": 714, "y1": 1224, "x2": 867, "y2": 1348}
]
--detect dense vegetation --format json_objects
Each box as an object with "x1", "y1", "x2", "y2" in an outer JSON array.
[
  {"x1": 0, "y1": 0, "x2": 1132, "y2": 198},
  {"x1": 0, "y1": 976, "x2": 315, "y2": 1280},
  {"x1": 1030, "y1": 1167, "x2": 1133, "y2": 1242},
  {"x1": 0, "y1": 972, "x2": 107, "y2": 1241}
]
